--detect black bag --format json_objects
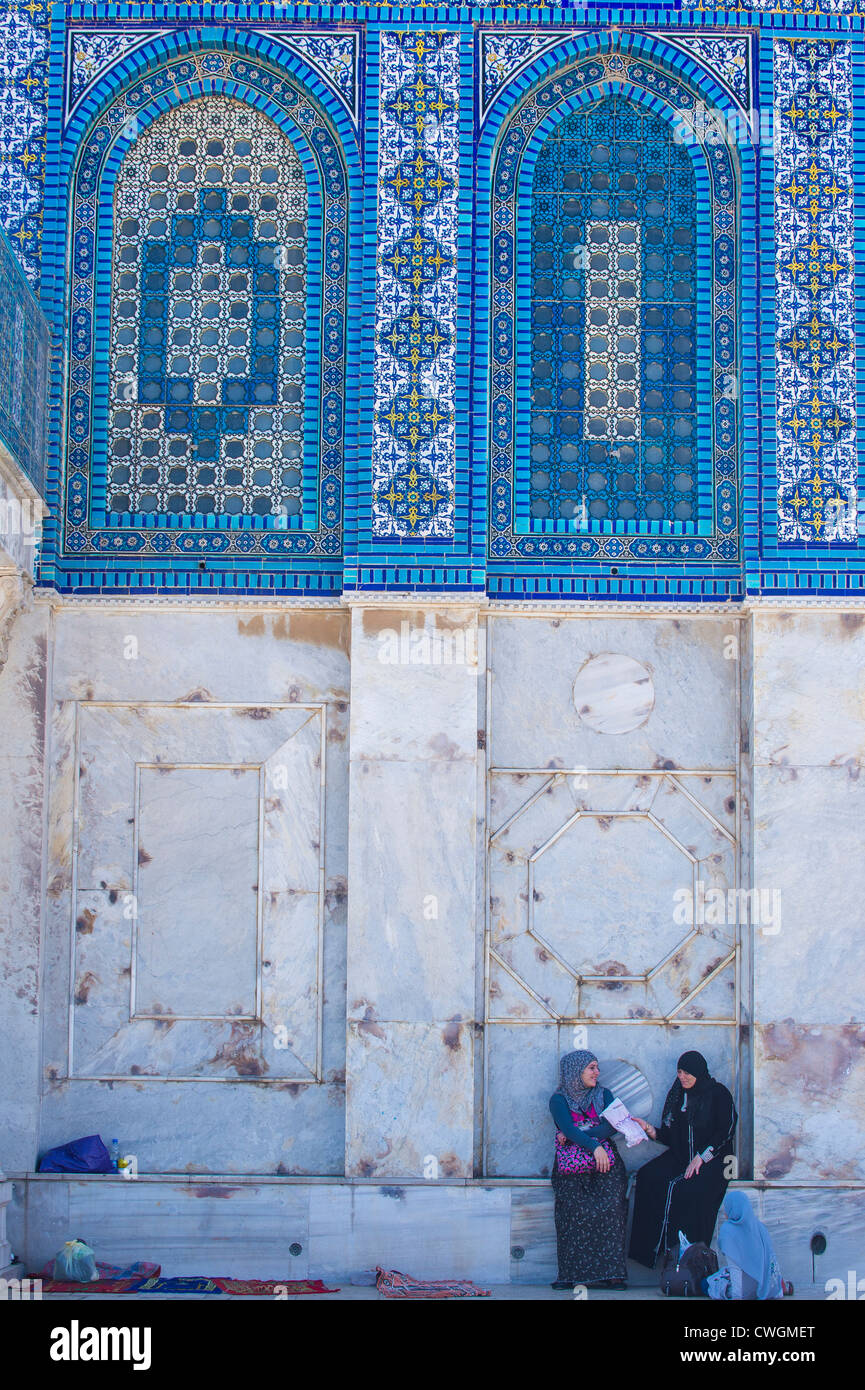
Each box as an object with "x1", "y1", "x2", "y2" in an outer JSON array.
[{"x1": 658, "y1": 1241, "x2": 718, "y2": 1297}]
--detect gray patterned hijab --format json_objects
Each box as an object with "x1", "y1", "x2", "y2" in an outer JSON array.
[{"x1": 555, "y1": 1049, "x2": 601, "y2": 1119}]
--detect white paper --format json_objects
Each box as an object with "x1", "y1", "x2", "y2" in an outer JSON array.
[{"x1": 601, "y1": 1097, "x2": 647, "y2": 1147}]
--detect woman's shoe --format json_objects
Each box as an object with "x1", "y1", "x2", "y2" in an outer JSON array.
[{"x1": 782, "y1": 1280, "x2": 795, "y2": 1297}]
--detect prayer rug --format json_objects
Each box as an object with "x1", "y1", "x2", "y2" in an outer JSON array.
[
  {"x1": 375, "y1": 1267, "x2": 491, "y2": 1299},
  {"x1": 213, "y1": 1278, "x2": 339, "y2": 1295}
]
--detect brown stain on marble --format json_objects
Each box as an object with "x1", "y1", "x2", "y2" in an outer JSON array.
[
  {"x1": 596, "y1": 960, "x2": 628, "y2": 991},
  {"x1": 208, "y1": 1022, "x2": 268, "y2": 1077},
  {"x1": 192, "y1": 1186, "x2": 241, "y2": 1198},
  {"x1": 178, "y1": 687, "x2": 213, "y2": 702},
  {"x1": 762, "y1": 1134, "x2": 796, "y2": 1180},
  {"x1": 74, "y1": 972, "x2": 98, "y2": 1004},
  {"x1": 76, "y1": 908, "x2": 97, "y2": 935},
  {"x1": 438, "y1": 1153, "x2": 465, "y2": 1178},
  {"x1": 238, "y1": 706, "x2": 272, "y2": 720},
  {"x1": 138, "y1": 845, "x2": 152, "y2": 866},
  {"x1": 355, "y1": 1005, "x2": 387, "y2": 1041},
  {"x1": 427, "y1": 731, "x2": 461, "y2": 759},
  {"x1": 760, "y1": 1020, "x2": 865, "y2": 1095},
  {"x1": 442, "y1": 1017, "x2": 463, "y2": 1051},
  {"x1": 361, "y1": 608, "x2": 425, "y2": 636},
  {"x1": 47, "y1": 871, "x2": 71, "y2": 900},
  {"x1": 237, "y1": 614, "x2": 266, "y2": 637},
  {"x1": 840, "y1": 613, "x2": 865, "y2": 634},
  {"x1": 285, "y1": 611, "x2": 349, "y2": 653}
]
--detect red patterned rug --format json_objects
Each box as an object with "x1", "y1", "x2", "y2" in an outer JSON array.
[
  {"x1": 213, "y1": 1278, "x2": 339, "y2": 1295},
  {"x1": 375, "y1": 1267, "x2": 491, "y2": 1299}
]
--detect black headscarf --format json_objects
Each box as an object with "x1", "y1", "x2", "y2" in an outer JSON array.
[{"x1": 661, "y1": 1050, "x2": 713, "y2": 1128}]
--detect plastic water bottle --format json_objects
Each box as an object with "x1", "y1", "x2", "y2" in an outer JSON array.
[{"x1": 110, "y1": 1138, "x2": 120, "y2": 1171}]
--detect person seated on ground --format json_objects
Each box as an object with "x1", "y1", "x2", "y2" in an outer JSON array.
[
  {"x1": 548, "y1": 1049, "x2": 628, "y2": 1292},
  {"x1": 704, "y1": 1190, "x2": 788, "y2": 1300},
  {"x1": 629, "y1": 1049, "x2": 737, "y2": 1268}
]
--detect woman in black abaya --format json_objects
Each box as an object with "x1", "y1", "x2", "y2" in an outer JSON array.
[{"x1": 629, "y1": 1050, "x2": 737, "y2": 1268}]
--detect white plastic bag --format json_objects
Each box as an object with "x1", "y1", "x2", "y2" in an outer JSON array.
[{"x1": 53, "y1": 1239, "x2": 98, "y2": 1282}]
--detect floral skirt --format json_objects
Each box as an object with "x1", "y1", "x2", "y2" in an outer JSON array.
[{"x1": 551, "y1": 1155, "x2": 628, "y2": 1284}]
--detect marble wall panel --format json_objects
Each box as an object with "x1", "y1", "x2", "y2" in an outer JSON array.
[
  {"x1": 51, "y1": 608, "x2": 350, "y2": 706},
  {"x1": 33, "y1": 604, "x2": 348, "y2": 1174},
  {"x1": 345, "y1": 1020, "x2": 475, "y2": 1179},
  {"x1": 345, "y1": 758, "x2": 476, "y2": 1023},
  {"x1": 344, "y1": 604, "x2": 483, "y2": 1177},
  {"x1": 62, "y1": 1180, "x2": 310, "y2": 1280},
  {"x1": 349, "y1": 607, "x2": 481, "y2": 762},
  {"x1": 308, "y1": 1184, "x2": 511, "y2": 1283},
  {"x1": 489, "y1": 616, "x2": 739, "y2": 773},
  {"x1": 754, "y1": 1187, "x2": 865, "y2": 1295},
  {"x1": 754, "y1": 1021, "x2": 865, "y2": 1182},
  {"x1": 0, "y1": 603, "x2": 49, "y2": 1172},
  {"x1": 752, "y1": 765, "x2": 865, "y2": 1024},
  {"x1": 753, "y1": 611, "x2": 865, "y2": 770},
  {"x1": 751, "y1": 614, "x2": 865, "y2": 1183},
  {"x1": 135, "y1": 765, "x2": 260, "y2": 1018}
]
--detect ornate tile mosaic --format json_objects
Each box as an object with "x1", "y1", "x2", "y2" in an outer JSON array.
[
  {"x1": 773, "y1": 37, "x2": 856, "y2": 543},
  {"x1": 66, "y1": 29, "x2": 168, "y2": 126},
  {"x1": 60, "y1": 46, "x2": 350, "y2": 566},
  {"x1": 479, "y1": 30, "x2": 569, "y2": 122},
  {"x1": 268, "y1": 32, "x2": 359, "y2": 124},
  {"x1": 487, "y1": 48, "x2": 740, "y2": 567},
  {"x1": 0, "y1": 0, "x2": 49, "y2": 288},
  {"x1": 0, "y1": 222, "x2": 48, "y2": 492},
  {"x1": 371, "y1": 30, "x2": 460, "y2": 540},
  {"x1": 106, "y1": 97, "x2": 307, "y2": 522},
  {"x1": 528, "y1": 95, "x2": 699, "y2": 526},
  {"x1": 669, "y1": 34, "x2": 751, "y2": 112}
]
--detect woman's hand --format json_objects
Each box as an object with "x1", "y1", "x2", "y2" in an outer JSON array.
[
  {"x1": 593, "y1": 1145, "x2": 611, "y2": 1173},
  {"x1": 684, "y1": 1155, "x2": 704, "y2": 1180},
  {"x1": 635, "y1": 1118, "x2": 657, "y2": 1141}
]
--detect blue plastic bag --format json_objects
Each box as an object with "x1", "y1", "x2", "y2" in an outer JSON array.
[
  {"x1": 53, "y1": 1239, "x2": 98, "y2": 1283},
  {"x1": 38, "y1": 1134, "x2": 113, "y2": 1174}
]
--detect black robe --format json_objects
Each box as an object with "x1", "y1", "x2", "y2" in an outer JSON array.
[{"x1": 628, "y1": 1077, "x2": 737, "y2": 1268}]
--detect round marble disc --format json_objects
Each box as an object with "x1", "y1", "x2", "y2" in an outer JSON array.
[
  {"x1": 596, "y1": 1058, "x2": 653, "y2": 1117},
  {"x1": 572, "y1": 653, "x2": 654, "y2": 734}
]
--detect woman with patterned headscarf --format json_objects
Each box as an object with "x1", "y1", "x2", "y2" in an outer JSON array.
[
  {"x1": 629, "y1": 1049, "x2": 737, "y2": 1268},
  {"x1": 549, "y1": 1049, "x2": 629, "y2": 1290}
]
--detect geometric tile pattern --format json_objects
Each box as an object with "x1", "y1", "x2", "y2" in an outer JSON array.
[
  {"x1": 0, "y1": 218, "x2": 49, "y2": 492},
  {"x1": 60, "y1": 46, "x2": 349, "y2": 566},
  {"x1": 529, "y1": 95, "x2": 699, "y2": 526},
  {"x1": 0, "y1": 0, "x2": 49, "y2": 288},
  {"x1": 671, "y1": 34, "x2": 751, "y2": 111},
  {"x1": 66, "y1": 28, "x2": 166, "y2": 127},
  {"x1": 371, "y1": 31, "x2": 460, "y2": 539},
  {"x1": 479, "y1": 30, "x2": 569, "y2": 122},
  {"x1": 488, "y1": 48, "x2": 739, "y2": 567},
  {"x1": 774, "y1": 38, "x2": 856, "y2": 543},
  {"x1": 271, "y1": 32, "x2": 359, "y2": 124},
  {"x1": 106, "y1": 97, "x2": 307, "y2": 522}
]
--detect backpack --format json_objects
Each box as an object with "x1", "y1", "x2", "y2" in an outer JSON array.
[{"x1": 658, "y1": 1241, "x2": 718, "y2": 1297}]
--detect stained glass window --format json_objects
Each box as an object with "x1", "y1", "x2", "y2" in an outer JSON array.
[
  {"x1": 107, "y1": 97, "x2": 307, "y2": 520},
  {"x1": 530, "y1": 95, "x2": 698, "y2": 525}
]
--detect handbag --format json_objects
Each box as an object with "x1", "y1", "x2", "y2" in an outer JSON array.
[{"x1": 658, "y1": 1241, "x2": 718, "y2": 1297}]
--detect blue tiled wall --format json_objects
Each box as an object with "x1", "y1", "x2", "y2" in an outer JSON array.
[{"x1": 1, "y1": 1, "x2": 863, "y2": 599}]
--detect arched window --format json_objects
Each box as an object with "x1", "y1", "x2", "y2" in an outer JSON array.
[
  {"x1": 529, "y1": 94, "x2": 699, "y2": 526},
  {"x1": 107, "y1": 97, "x2": 307, "y2": 521}
]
